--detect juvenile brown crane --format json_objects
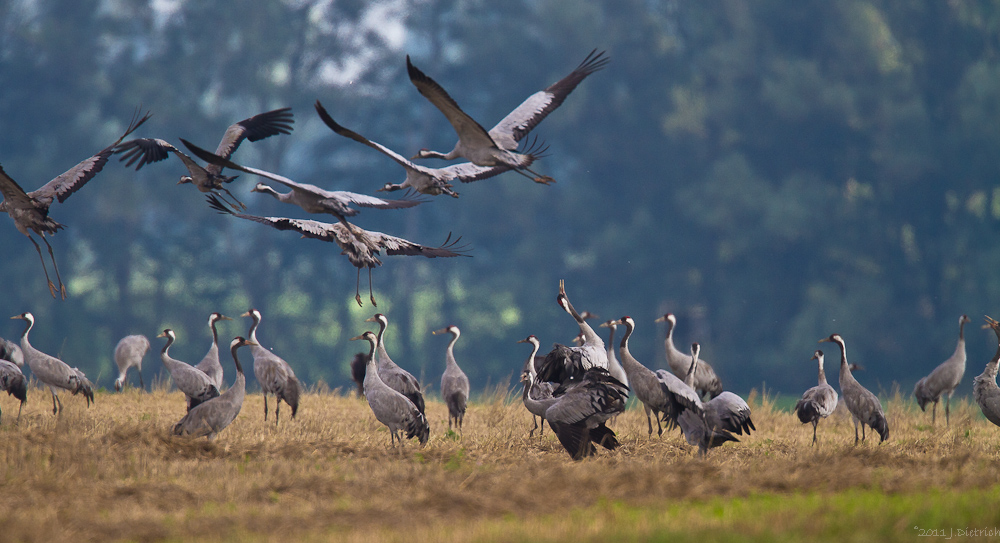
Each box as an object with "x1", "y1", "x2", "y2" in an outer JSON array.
[
  {"x1": 794, "y1": 350, "x2": 838, "y2": 445},
  {"x1": 0, "y1": 109, "x2": 150, "y2": 298},
  {"x1": 433, "y1": 325, "x2": 470, "y2": 433},
  {"x1": 913, "y1": 314, "x2": 970, "y2": 426}
]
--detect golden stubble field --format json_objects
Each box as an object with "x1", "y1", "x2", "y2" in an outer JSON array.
[{"x1": 1, "y1": 384, "x2": 1000, "y2": 543}]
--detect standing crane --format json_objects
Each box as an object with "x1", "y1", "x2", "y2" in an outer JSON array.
[
  {"x1": 351, "y1": 331, "x2": 429, "y2": 447},
  {"x1": 0, "y1": 358, "x2": 26, "y2": 423},
  {"x1": 172, "y1": 337, "x2": 256, "y2": 440},
  {"x1": 115, "y1": 107, "x2": 293, "y2": 209},
  {"x1": 195, "y1": 312, "x2": 233, "y2": 391},
  {"x1": 654, "y1": 313, "x2": 723, "y2": 399},
  {"x1": 0, "y1": 109, "x2": 150, "y2": 298},
  {"x1": 407, "y1": 49, "x2": 609, "y2": 185},
  {"x1": 690, "y1": 344, "x2": 755, "y2": 437},
  {"x1": 543, "y1": 367, "x2": 629, "y2": 460},
  {"x1": 10, "y1": 312, "x2": 94, "y2": 414},
  {"x1": 365, "y1": 313, "x2": 425, "y2": 414},
  {"x1": 157, "y1": 329, "x2": 220, "y2": 411},
  {"x1": 913, "y1": 314, "x2": 971, "y2": 426},
  {"x1": 611, "y1": 316, "x2": 695, "y2": 437},
  {"x1": 794, "y1": 350, "x2": 838, "y2": 445},
  {"x1": 819, "y1": 333, "x2": 889, "y2": 445},
  {"x1": 433, "y1": 325, "x2": 470, "y2": 433},
  {"x1": 179, "y1": 139, "x2": 425, "y2": 223},
  {"x1": 975, "y1": 316, "x2": 1000, "y2": 428},
  {"x1": 599, "y1": 320, "x2": 629, "y2": 389},
  {"x1": 314, "y1": 101, "x2": 513, "y2": 198},
  {"x1": 517, "y1": 335, "x2": 557, "y2": 437},
  {"x1": 114, "y1": 334, "x2": 150, "y2": 391},
  {"x1": 535, "y1": 280, "x2": 607, "y2": 384},
  {"x1": 207, "y1": 195, "x2": 469, "y2": 307},
  {"x1": 242, "y1": 308, "x2": 300, "y2": 425}
]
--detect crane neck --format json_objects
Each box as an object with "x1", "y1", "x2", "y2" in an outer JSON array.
[
  {"x1": 161, "y1": 333, "x2": 175, "y2": 356},
  {"x1": 816, "y1": 357, "x2": 827, "y2": 386},
  {"x1": 231, "y1": 343, "x2": 245, "y2": 376},
  {"x1": 18, "y1": 318, "x2": 33, "y2": 342},
  {"x1": 526, "y1": 340, "x2": 540, "y2": 375},
  {"x1": 211, "y1": 318, "x2": 221, "y2": 345},
  {"x1": 445, "y1": 333, "x2": 459, "y2": 368},
  {"x1": 247, "y1": 314, "x2": 261, "y2": 345}
]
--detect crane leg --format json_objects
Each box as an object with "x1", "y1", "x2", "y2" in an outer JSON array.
[
  {"x1": 275, "y1": 401, "x2": 281, "y2": 426},
  {"x1": 812, "y1": 421, "x2": 818, "y2": 445},
  {"x1": 139, "y1": 372, "x2": 145, "y2": 390},
  {"x1": 853, "y1": 418, "x2": 859, "y2": 445},
  {"x1": 41, "y1": 235, "x2": 67, "y2": 300},
  {"x1": 50, "y1": 388, "x2": 62, "y2": 415},
  {"x1": 17, "y1": 400, "x2": 23, "y2": 422},
  {"x1": 529, "y1": 415, "x2": 538, "y2": 437},
  {"x1": 643, "y1": 404, "x2": 653, "y2": 437},
  {"x1": 28, "y1": 235, "x2": 60, "y2": 299},
  {"x1": 945, "y1": 397, "x2": 950, "y2": 427},
  {"x1": 354, "y1": 268, "x2": 364, "y2": 307},
  {"x1": 219, "y1": 187, "x2": 247, "y2": 211},
  {"x1": 655, "y1": 410, "x2": 664, "y2": 436},
  {"x1": 931, "y1": 401, "x2": 937, "y2": 426},
  {"x1": 263, "y1": 394, "x2": 269, "y2": 421},
  {"x1": 368, "y1": 268, "x2": 377, "y2": 308}
]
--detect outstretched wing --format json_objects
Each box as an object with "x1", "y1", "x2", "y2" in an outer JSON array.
[
  {"x1": 490, "y1": 49, "x2": 608, "y2": 149},
  {"x1": 406, "y1": 55, "x2": 496, "y2": 150},
  {"x1": 34, "y1": 108, "x2": 152, "y2": 204},
  {"x1": 206, "y1": 194, "x2": 337, "y2": 241},
  {"x1": 0, "y1": 163, "x2": 35, "y2": 213},
  {"x1": 208, "y1": 107, "x2": 294, "y2": 174},
  {"x1": 370, "y1": 230, "x2": 471, "y2": 259},
  {"x1": 314, "y1": 100, "x2": 426, "y2": 174}
]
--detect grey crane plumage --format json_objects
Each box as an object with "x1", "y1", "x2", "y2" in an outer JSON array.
[
  {"x1": 543, "y1": 367, "x2": 629, "y2": 460},
  {"x1": 172, "y1": 337, "x2": 256, "y2": 440},
  {"x1": 207, "y1": 194, "x2": 469, "y2": 307},
  {"x1": 114, "y1": 334, "x2": 150, "y2": 392},
  {"x1": 913, "y1": 314, "x2": 970, "y2": 426},
  {"x1": 433, "y1": 325, "x2": 470, "y2": 432},
  {"x1": 0, "y1": 337, "x2": 23, "y2": 367},
  {"x1": 408, "y1": 50, "x2": 609, "y2": 187},
  {"x1": 315, "y1": 101, "x2": 514, "y2": 198},
  {"x1": 195, "y1": 312, "x2": 233, "y2": 391},
  {"x1": 654, "y1": 313, "x2": 723, "y2": 399},
  {"x1": 535, "y1": 280, "x2": 607, "y2": 384},
  {"x1": 179, "y1": 139, "x2": 425, "y2": 224},
  {"x1": 599, "y1": 320, "x2": 629, "y2": 389},
  {"x1": 116, "y1": 107, "x2": 293, "y2": 209},
  {"x1": 675, "y1": 343, "x2": 751, "y2": 455},
  {"x1": 350, "y1": 352, "x2": 369, "y2": 397},
  {"x1": 819, "y1": 333, "x2": 889, "y2": 445},
  {"x1": 611, "y1": 316, "x2": 693, "y2": 437},
  {"x1": 0, "y1": 109, "x2": 150, "y2": 299},
  {"x1": 242, "y1": 308, "x2": 300, "y2": 425},
  {"x1": 517, "y1": 335, "x2": 557, "y2": 437},
  {"x1": 351, "y1": 331, "x2": 429, "y2": 446},
  {"x1": 11, "y1": 312, "x2": 94, "y2": 414},
  {"x1": 157, "y1": 329, "x2": 220, "y2": 411},
  {"x1": 794, "y1": 350, "x2": 838, "y2": 445},
  {"x1": 0, "y1": 358, "x2": 27, "y2": 423},
  {"x1": 975, "y1": 316, "x2": 1000, "y2": 428},
  {"x1": 366, "y1": 313, "x2": 425, "y2": 414}
]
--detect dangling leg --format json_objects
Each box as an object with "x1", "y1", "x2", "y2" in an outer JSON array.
[
  {"x1": 218, "y1": 187, "x2": 247, "y2": 210},
  {"x1": 368, "y1": 267, "x2": 377, "y2": 308},
  {"x1": 354, "y1": 268, "x2": 364, "y2": 307},
  {"x1": 28, "y1": 235, "x2": 59, "y2": 299},
  {"x1": 41, "y1": 236, "x2": 67, "y2": 299}
]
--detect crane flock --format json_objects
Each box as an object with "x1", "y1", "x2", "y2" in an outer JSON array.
[{"x1": 2, "y1": 50, "x2": 1000, "y2": 460}]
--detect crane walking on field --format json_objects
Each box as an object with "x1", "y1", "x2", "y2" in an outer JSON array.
[
  {"x1": 433, "y1": 325, "x2": 470, "y2": 433},
  {"x1": 351, "y1": 331, "x2": 429, "y2": 447},
  {"x1": 114, "y1": 334, "x2": 150, "y2": 391},
  {"x1": 819, "y1": 334, "x2": 889, "y2": 445},
  {"x1": 157, "y1": 329, "x2": 220, "y2": 411},
  {"x1": 11, "y1": 312, "x2": 94, "y2": 414},
  {"x1": 794, "y1": 350, "x2": 838, "y2": 445},
  {"x1": 173, "y1": 337, "x2": 256, "y2": 440},
  {"x1": 243, "y1": 308, "x2": 300, "y2": 425},
  {"x1": 913, "y1": 314, "x2": 970, "y2": 426}
]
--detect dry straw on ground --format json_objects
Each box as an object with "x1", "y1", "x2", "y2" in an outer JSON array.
[{"x1": 0, "y1": 384, "x2": 999, "y2": 542}]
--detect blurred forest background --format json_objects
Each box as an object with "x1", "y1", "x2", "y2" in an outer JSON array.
[{"x1": 2, "y1": 0, "x2": 999, "y2": 400}]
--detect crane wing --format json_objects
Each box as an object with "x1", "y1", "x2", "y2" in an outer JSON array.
[
  {"x1": 489, "y1": 49, "x2": 608, "y2": 149},
  {"x1": 208, "y1": 107, "x2": 294, "y2": 175},
  {"x1": 406, "y1": 55, "x2": 496, "y2": 150},
  {"x1": 33, "y1": 109, "x2": 151, "y2": 204}
]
